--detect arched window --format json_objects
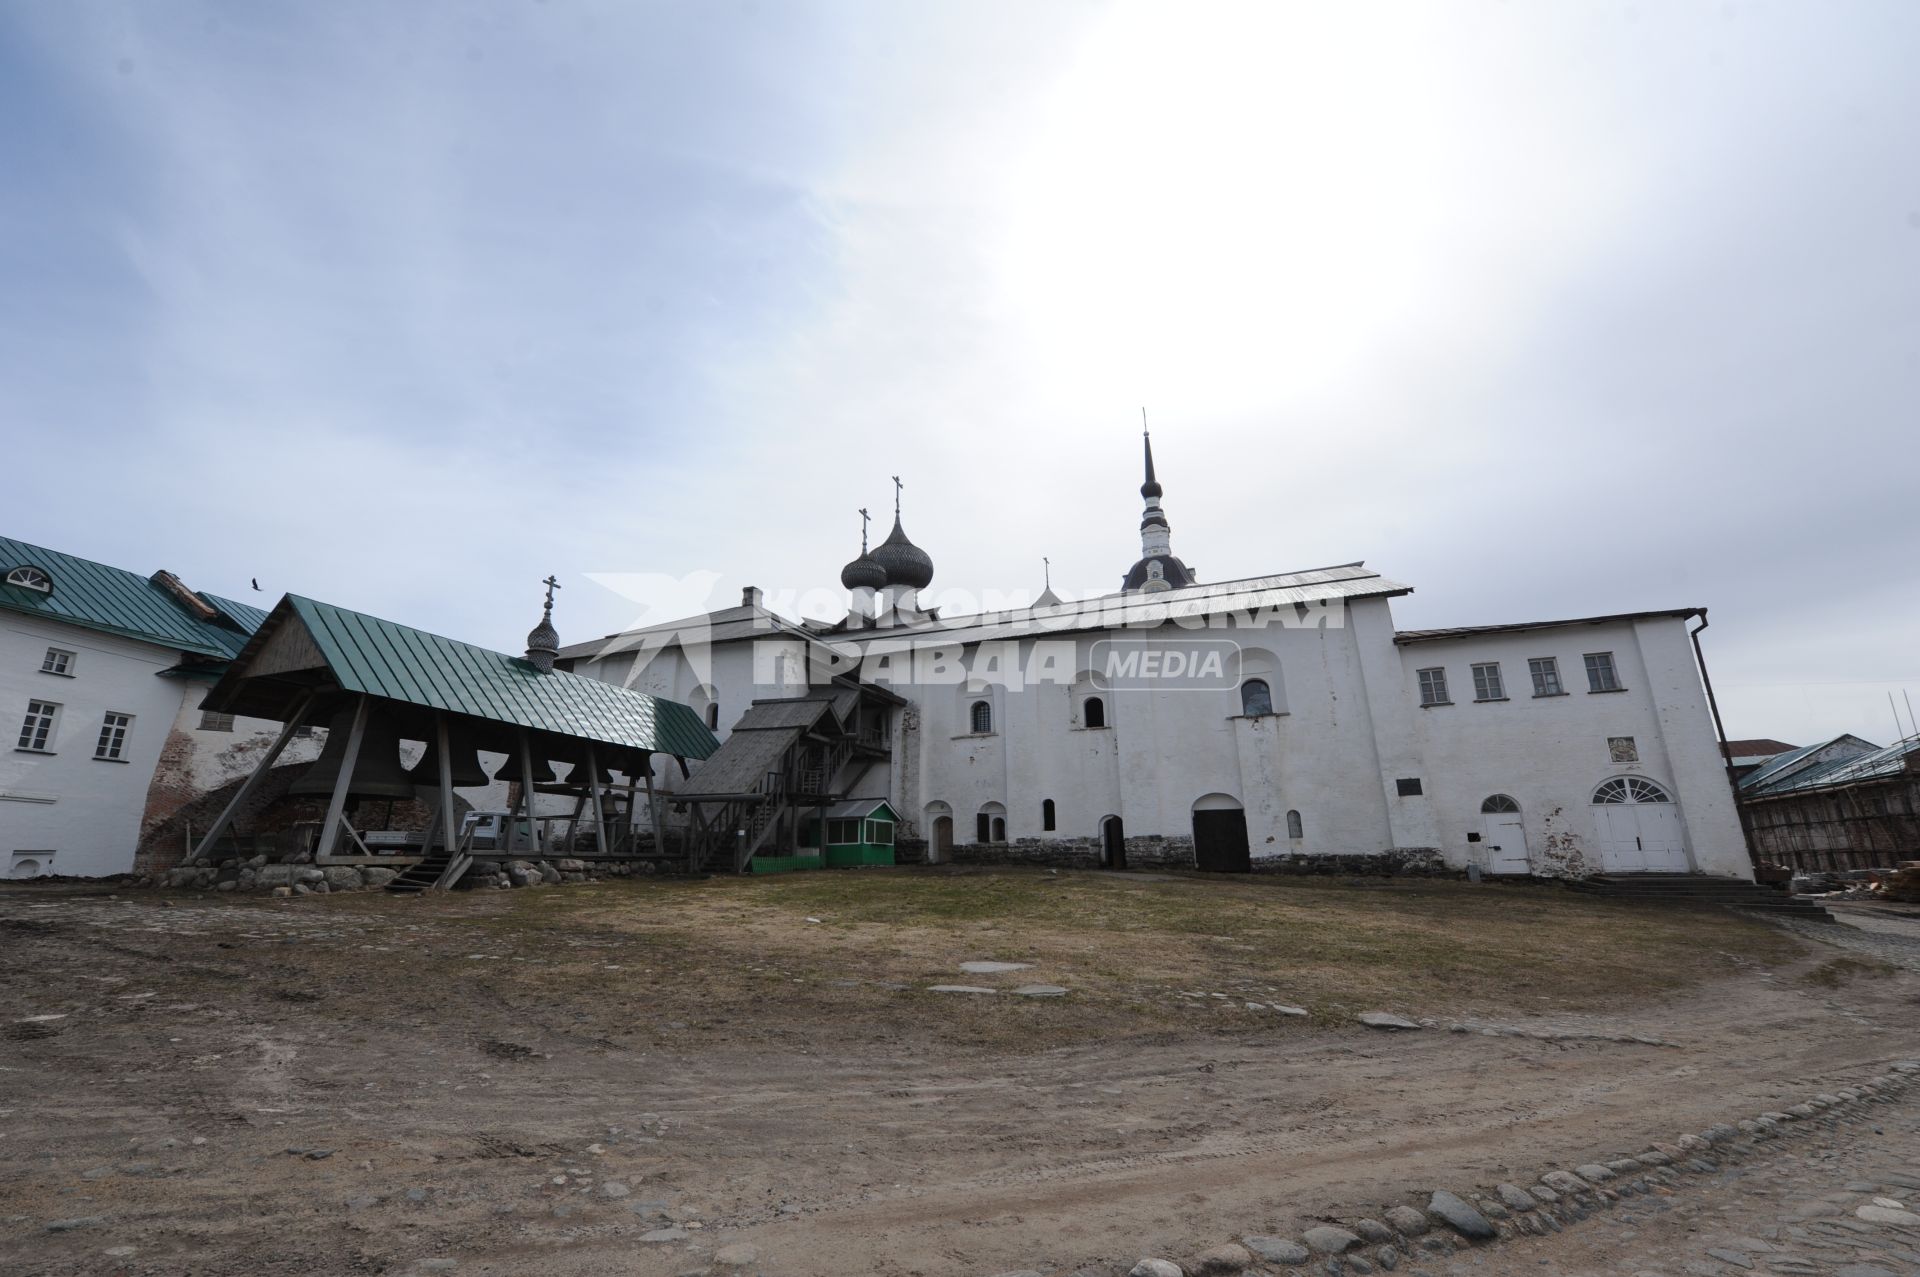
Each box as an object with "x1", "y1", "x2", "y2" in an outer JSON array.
[
  {"x1": 992, "y1": 816, "x2": 1006, "y2": 841},
  {"x1": 1593, "y1": 777, "x2": 1672, "y2": 804},
  {"x1": 1042, "y1": 798, "x2": 1056, "y2": 831},
  {"x1": 976, "y1": 801, "x2": 1006, "y2": 843},
  {"x1": 1240, "y1": 679, "x2": 1273, "y2": 716},
  {"x1": 1083, "y1": 696, "x2": 1106, "y2": 728},
  {"x1": 1286, "y1": 809, "x2": 1303, "y2": 838},
  {"x1": 705, "y1": 702, "x2": 721, "y2": 730},
  {"x1": 4, "y1": 566, "x2": 52, "y2": 594},
  {"x1": 970, "y1": 700, "x2": 993, "y2": 733},
  {"x1": 1481, "y1": 794, "x2": 1521, "y2": 813}
]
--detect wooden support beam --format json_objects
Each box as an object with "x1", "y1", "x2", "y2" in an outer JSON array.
[
  {"x1": 434, "y1": 713, "x2": 457, "y2": 857},
  {"x1": 643, "y1": 761, "x2": 667, "y2": 860},
  {"x1": 192, "y1": 691, "x2": 314, "y2": 861},
  {"x1": 316, "y1": 695, "x2": 371, "y2": 861},
  {"x1": 517, "y1": 729, "x2": 540, "y2": 856},
  {"x1": 584, "y1": 741, "x2": 610, "y2": 855}
]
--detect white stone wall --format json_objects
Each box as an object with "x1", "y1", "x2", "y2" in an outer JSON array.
[
  {"x1": 565, "y1": 599, "x2": 1748, "y2": 880},
  {"x1": 0, "y1": 614, "x2": 191, "y2": 877},
  {"x1": 1399, "y1": 615, "x2": 1750, "y2": 880}
]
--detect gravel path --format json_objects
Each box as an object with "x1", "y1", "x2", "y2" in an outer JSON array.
[
  {"x1": 1455, "y1": 1086, "x2": 1920, "y2": 1276},
  {"x1": 1771, "y1": 905, "x2": 1920, "y2": 976}
]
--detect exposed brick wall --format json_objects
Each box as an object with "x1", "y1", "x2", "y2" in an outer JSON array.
[
  {"x1": 140, "y1": 727, "x2": 200, "y2": 842},
  {"x1": 135, "y1": 765, "x2": 450, "y2": 874}
]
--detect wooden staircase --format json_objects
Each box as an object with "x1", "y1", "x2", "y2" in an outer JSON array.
[
  {"x1": 385, "y1": 829, "x2": 475, "y2": 894},
  {"x1": 683, "y1": 736, "x2": 861, "y2": 874}
]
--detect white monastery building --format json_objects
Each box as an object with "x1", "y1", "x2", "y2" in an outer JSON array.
[
  {"x1": 560, "y1": 440, "x2": 1752, "y2": 881},
  {"x1": 0, "y1": 537, "x2": 305, "y2": 878}
]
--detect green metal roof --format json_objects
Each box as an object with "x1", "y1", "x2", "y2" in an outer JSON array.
[
  {"x1": 0, "y1": 534, "x2": 259, "y2": 658},
  {"x1": 209, "y1": 595, "x2": 719, "y2": 761}
]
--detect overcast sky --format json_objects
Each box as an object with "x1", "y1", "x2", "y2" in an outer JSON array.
[{"x1": 3, "y1": 1, "x2": 1916, "y2": 746}]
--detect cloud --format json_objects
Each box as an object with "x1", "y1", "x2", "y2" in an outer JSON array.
[{"x1": 1, "y1": 0, "x2": 1915, "y2": 745}]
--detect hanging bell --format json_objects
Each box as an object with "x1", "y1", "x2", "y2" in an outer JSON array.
[
  {"x1": 288, "y1": 703, "x2": 417, "y2": 800},
  {"x1": 406, "y1": 724, "x2": 492, "y2": 788},
  {"x1": 492, "y1": 753, "x2": 557, "y2": 785},
  {"x1": 560, "y1": 753, "x2": 615, "y2": 789}
]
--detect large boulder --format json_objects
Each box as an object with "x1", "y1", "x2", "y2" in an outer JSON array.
[
  {"x1": 362, "y1": 867, "x2": 399, "y2": 889},
  {"x1": 256, "y1": 864, "x2": 296, "y2": 887},
  {"x1": 323, "y1": 867, "x2": 364, "y2": 891},
  {"x1": 538, "y1": 862, "x2": 561, "y2": 885}
]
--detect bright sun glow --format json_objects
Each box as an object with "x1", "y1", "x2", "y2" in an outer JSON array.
[{"x1": 995, "y1": 2, "x2": 1635, "y2": 417}]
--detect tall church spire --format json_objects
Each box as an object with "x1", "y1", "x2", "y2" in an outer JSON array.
[{"x1": 1121, "y1": 417, "x2": 1196, "y2": 594}]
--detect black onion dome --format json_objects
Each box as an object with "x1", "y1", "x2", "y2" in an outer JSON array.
[
  {"x1": 1121, "y1": 553, "x2": 1195, "y2": 594},
  {"x1": 840, "y1": 552, "x2": 886, "y2": 591},
  {"x1": 526, "y1": 612, "x2": 559, "y2": 656},
  {"x1": 871, "y1": 516, "x2": 934, "y2": 589}
]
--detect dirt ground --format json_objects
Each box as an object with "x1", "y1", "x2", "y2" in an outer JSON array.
[{"x1": 3, "y1": 868, "x2": 1917, "y2": 1277}]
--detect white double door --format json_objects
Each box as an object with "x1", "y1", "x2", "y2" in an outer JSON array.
[{"x1": 1594, "y1": 803, "x2": 1688, "y2": 872}]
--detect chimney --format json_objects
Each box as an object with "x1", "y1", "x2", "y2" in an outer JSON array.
[{"x1": 742, "y1": 586, "x2": 763, "y2": 609}]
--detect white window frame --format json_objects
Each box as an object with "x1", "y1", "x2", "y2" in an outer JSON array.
[
  {"x1": 17, "y1": 699, "x2": 60, "y2": 752},
  {"x1": 40, "y1": 647, "x2": 75, "y2": 676},
  {"x1": 94, "y1": 711, "x2": 134, "y2": 761},
  {"x1": 199, "y1": 710, "x2": 236, "y2": 732},
  {"x1": 1528, "y1": 657, "x2": 1563, "y2": 697},
  {"x1": 1416, "y1": 667, "x2": 1450, "y2": 706},
  {"x1": 1471, "y1": 662, "x2": 1505, "y2": 701},
  {"x1": 5, "y1": 566, "x2": 53, "y2": 593},
  {"x1": 1584, "y1": 651, "x2": 1623, "y2": 692}
]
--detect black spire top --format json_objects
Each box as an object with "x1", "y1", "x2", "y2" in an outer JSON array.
[{"x1": 1141, "y1": 425, "x2": 1163, "y2": 500}]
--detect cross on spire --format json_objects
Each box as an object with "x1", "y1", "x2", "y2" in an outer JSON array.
[{"x1": 1043, "y1": 555, "x2": 1051, "y2": 589}]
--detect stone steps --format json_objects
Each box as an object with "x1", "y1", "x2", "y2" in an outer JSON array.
[{"x1": 1567, "y1": 874, "x2": 1835, "y2": 922}]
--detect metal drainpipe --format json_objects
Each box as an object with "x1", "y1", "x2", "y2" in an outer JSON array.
[{"x1": 1689, "y1": 609, "x2": 1760, "y2": 871}]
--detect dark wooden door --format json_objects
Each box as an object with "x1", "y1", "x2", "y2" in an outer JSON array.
[
  {"x1": 1102, "y1": 817, "x2": 1127, "y2": 870},
  {"x1": 1192, "y1": 809, "x2": 1251, "y2": 872}
]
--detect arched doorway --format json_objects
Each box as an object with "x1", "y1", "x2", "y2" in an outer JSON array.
[
  {"x1": 1191, "y1": 793, "x2": 1250, "y2": 873},
  {"x1": 1591, "y1": 777, "x2": 1688, "y2": 872},
  {"x1": 924, "y1": 801, "x2": 952, "y2": 864},
  {"x1": 1100, "y1": 815, "x2": 1126, "y2": 870},
  {"x1": 1480, "y1": 794, "x2": 1529, "y2": 875}
]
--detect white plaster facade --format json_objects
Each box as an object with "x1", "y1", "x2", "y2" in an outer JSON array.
[
  {"x1": 562, "y1": 572, "x2": 1751, "y2": 881},
  {"x1": 1, "y1": 612, "x2": 207, "y2": 878}
]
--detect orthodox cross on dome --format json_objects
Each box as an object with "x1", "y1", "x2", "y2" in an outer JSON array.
[
  {"x1": 1043, "y1": 556, "x2": 1051, "y2": 590},
  {"x1": 859, "y1": 507, "x2": 871, "y2": 554},
  {"x1": 540, "y1": 574, "x2": 561, "y2": 615},
  {"x1": 891, "y1": 474, "x2": 903, "y2": 517}
]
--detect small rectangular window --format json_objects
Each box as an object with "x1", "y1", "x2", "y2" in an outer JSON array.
[
  {"x1": 1608, "y1": 736, "x2": 1639, "y2": 763},
  {"x1": 1584, "y1": 651, "x2": 1622, "y2": 692},
  {"x1": 40, "y1": 647, "x2": 74, "y2": 676},
  {"x1": 1396, "y1": 777, "x2": 1424, "y2": 797},
  {"x1": 1528, "y1": 657, "x2": 1563, "y2": 697},
  {"x1": 94, "y1": 712, "x2": 133, "y2": 760},
  {"x1": 1417, "y1": 667, "x2": 1450, "y2": 706},
  {"x1": 1471, "y1": 662, "x2": 1505, "y2": 701},
  {"x1": 17, "y1": 699, "x2": 58, "y2": 751},
  {"x1": 199, "y1": 711, "x2": 236, "y2": 732}
]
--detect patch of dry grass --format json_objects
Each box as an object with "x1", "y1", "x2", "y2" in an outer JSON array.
[{"x1": 349, "y1": 866, "x2": 1806, "y2": 1049}]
